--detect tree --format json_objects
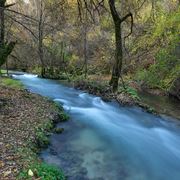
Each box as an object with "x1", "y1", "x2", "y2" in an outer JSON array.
[
  {"x1": 0, "y1": 0, "x2": 16, "y2": 70},
  {"x1": 108, "y1": 0, "x2": 133, "y2": 91},
  {"x1": 77, "y1": 0, "x2": 133, "y2": 91}
]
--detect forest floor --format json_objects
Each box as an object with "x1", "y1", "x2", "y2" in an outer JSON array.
[{"x1": 0, "y1": 77, "x2": 65, "y2": 179}]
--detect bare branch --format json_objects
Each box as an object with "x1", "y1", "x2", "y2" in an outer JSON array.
[
  {"x1": 5, "y1": 3, "x2": 15, "y2": 8},
  {"x1": 120, "y1": 12, "x2": 133, "y2": 23},
  {"x1": 123, "y1": 13, "x2": 133, "y2": 39},
  {"x1": 5, "y1": 13, "x2": 38, "y2": 40}
]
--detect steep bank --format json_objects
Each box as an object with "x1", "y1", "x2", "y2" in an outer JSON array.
[{"x1": 0, "y1": 77, "x2": 66, "y2": 179}]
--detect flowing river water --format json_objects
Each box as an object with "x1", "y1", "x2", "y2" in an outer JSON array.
[{"x1": 13, "y1": 74, "x2": 180, "y2": 180}]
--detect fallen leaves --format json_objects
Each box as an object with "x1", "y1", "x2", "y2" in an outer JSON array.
[{"x1": 0, "y1": 85, "x2": 59, "y2": 179}]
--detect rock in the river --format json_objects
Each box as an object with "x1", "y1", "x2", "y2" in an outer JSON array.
[{"x1": 169, "y1": 77, "x2": 180, "y2": 100}]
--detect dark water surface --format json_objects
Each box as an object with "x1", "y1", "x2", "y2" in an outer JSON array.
[
  {"x1": 139, "y1": 91, "x2": 180, "y2": 120},
  {"x1": 13, "y1": 74, "x2": 180, "y2": 180}
]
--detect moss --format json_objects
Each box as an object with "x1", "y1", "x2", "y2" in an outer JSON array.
[
  {"x1": 54, "y1": 127, "x2": 64, "y2": 134},
  {"x1": 34, "y1": 119, "x2": 55, "y2": 148},
  {"x1": 0, "y1": 77, "x2": 24, "y2": 89},
  {"x1": 147, "y1": 106, "x2": 156, "y2": 114},
  {"x1": 58, "y1": 112, "x2": 69, "y2": 122},
  {"x1": 35, "y1": 131, "x2": 50, "y2": 148}
]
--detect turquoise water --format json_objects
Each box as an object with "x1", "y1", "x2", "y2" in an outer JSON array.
[{"x1": 13, "y1": 74, "x2": 180, "y2": 180}]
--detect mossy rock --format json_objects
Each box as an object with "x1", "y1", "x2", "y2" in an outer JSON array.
[
  {"x1": 58, "y1": 112, "x2": 69, "y2": 122},
  {"x1": 35, "y1": 131, "x2": 50, "y2": 148},
  {"x1": 54, "y1": 127, "x2": 64, "y2": 134}
]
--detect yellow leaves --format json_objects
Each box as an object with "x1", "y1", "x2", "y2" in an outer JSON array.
[
  {"x1": 28, "y1": 169, "x2": 34, "y2": 177},
  {"x1": 71, "y1": 54, "x2": 79, "y2": 61},
  {"x1": 43, "y1": 36, "x2": 53, "y2": 46},
  {"x1": 3, "y1": 170, "x2": 11, "y2": 177},
  {"x1": 0, "y1": 160, "x2": 5, "y2": 168}
]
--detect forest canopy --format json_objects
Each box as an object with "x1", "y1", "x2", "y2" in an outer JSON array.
[{"x1": 0, "y1": 0, "x2": 180, "y2": 93}]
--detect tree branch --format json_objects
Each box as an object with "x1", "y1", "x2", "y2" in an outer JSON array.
[
  {"x1": 120, "y1": 12, "x2": 133, "y2": 23},
  {"x1": 123, "y1": 13, "x2": 133, "y2": 39},
  {"x1": 5, "y1": 3, "x2": 15, "y2": 8},
  {"x1": 108, "y1": 0, "x2": 120, "y2": 22},
  {"x1": 5, "y1": 13, "x2": 38, "y2": 40}
]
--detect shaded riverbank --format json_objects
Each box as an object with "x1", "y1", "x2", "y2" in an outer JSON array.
[
  {"x1": 72, "y1": 79, "x2": 180, "y2": 120},
  {"x1": 139, "y1": 91, "x2": 180, "y2": 119}
]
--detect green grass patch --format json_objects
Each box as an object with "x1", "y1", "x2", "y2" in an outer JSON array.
[
  {"x1": 18, "y1": 160, "x2": 65, "y2": 180},
  {"x1": 0, "y1": 69, "x2": 7, "y2": 74},
  {"x1": 0, "y1": 77, "x2": 24, "y2": 89}
]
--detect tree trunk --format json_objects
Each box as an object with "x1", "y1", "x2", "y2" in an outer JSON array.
[
  {"x1": 84, "y1": 24, "x2": 88, "y2": 79},
  {"x1": 108, "y1": 0, "x2": 123, "y2": 91},
  {"x1": 0, "y1": 1, "x2": 5, "y2": 46},
  {"x1": 109, "y1": 21, "x2": 123, "y2": 91},
  {"x1": 38, "y1": 0, "x2": 45, "y2": 78}
]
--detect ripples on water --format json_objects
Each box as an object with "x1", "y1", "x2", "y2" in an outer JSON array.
[{"x1": 13, "y1": 74, "x2": 180, "y2": 180}]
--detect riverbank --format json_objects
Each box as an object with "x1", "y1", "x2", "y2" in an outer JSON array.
[
  {"x1": 6, "y1": 70, "x2": 180, "y2": 119},
  {"x1": 71, "y1": 77, "x2": 180, "y2": 119},
  {"x1": 72, "y1": 78, "x2": 155, "y2": 111},
  {"x1": 0, "y1": 77, "x2": 66, "y2": 179}
]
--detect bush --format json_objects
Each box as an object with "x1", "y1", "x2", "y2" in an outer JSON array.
[{"x1": 135, "y1": 48, "x2": 180, "y2": 90}]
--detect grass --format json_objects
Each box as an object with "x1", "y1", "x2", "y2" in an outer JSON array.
[
  {"x1": 18, "y1": 162, "x2": 65, "y2": 180},
  {"x1": 0, "y1": 77, "x2": 24, "y2": 89},
  {"x1": 0, "y1": 69, "x2": 7, "y2": 74},
  {"x1": 17, "y1": 144, "x2": 65, "y2": 180}
]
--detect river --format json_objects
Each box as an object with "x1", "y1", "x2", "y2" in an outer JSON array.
[{"x1": 13, "y1": 74, "x2": 180, "y2": 180}]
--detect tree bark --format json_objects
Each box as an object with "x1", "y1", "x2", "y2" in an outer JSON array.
[
  {"x1": 109, "y1": 0, "x2": 123, "y2": 91},
  {"x1": 0, "y1": 0, "x2": 5, "y2": 46},
  {"x1": 84, "y1": 23, "x2": 88, "y2": 79},
  {"x1": 108, "y1": 0, "x2": 133, "y2": 91},
  {"x1": 38, "y1": 0, "x2": 45, "y2": 78},
  {"x1": 110, "y1": 21, "x2": 123, "y2": 91}
]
